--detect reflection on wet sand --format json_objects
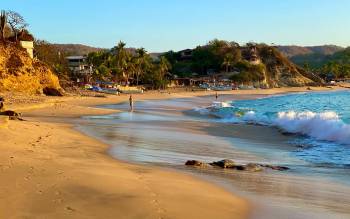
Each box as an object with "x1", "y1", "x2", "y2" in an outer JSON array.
[{"x1": 78, "y1": 96, "x2": 350, "y2": 219}]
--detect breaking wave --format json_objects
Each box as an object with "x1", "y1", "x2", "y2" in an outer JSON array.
[
  {"x1": 274, "y1": 111, "x2": 350, "y2": 144},
  {"x1": 195, "y1": 101, "x2": 350, "y2": 146}
]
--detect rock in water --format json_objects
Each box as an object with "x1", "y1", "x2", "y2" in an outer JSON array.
[
  {"x1": 185, "y1": 160, "x2": 207, "y2": 167},
  {"x1": 244, "y1": 163, "x2": 263, "y2": 172},
  {"x1": 263, "y1": 165, "x2": 290, "y2": 171},
  {"x1": 233, "y1": 165, "x2": 246, "y2": 171},
  {"x1": 211, "y1": 159, "x2": 236, "y2": 168}
]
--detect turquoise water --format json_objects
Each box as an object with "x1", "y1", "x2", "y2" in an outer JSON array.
[{"x1": 199, "y1": 91, "x2": 350, "y2": 166}]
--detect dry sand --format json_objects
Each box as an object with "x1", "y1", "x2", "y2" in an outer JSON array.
[{"x1": 0, "y1": 86, "x2": 346, "y2": 219}]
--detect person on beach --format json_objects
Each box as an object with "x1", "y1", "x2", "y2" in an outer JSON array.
[
  {"x1": 215, "y1": 92, "x2": 218, "y2": 100},
  {"x1": 129, "y1": 95, "x2": 134, "y2": 112},
  {"x1": 0, "y1": 97, "x2": 4, "y2": 111}
]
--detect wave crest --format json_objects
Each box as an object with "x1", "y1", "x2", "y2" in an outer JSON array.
[
  {"x1": 274, "y1": 111, "x2": 350, "y2": 144},
  {"x1": 195, "y1": 102, "x2": 350, "y2": 145}
]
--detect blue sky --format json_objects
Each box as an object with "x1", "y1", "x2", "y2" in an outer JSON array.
[{"x1": 2, "y1": 0, "x2": 350, "y2": 52}]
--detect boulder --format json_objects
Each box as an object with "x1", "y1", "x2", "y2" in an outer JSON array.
[
  {"x1": 243, "y1": 163, "x2": 263, "y2": 172},
  {"x1": 186, "y1": 159, "x2": 290, "y2": 172},
  {"x1": 0, "y1": 110, "x2": 24, "y2": 121},
  {"x1": 211, "y1": 159, "x2": 236, "y2": 168},
  {"x1": 262, "y1": 164, "x2": 290, "y2": 171},
  {"x1": 233, "y1": 165, "x2": 245, "y2": 171},
  {"x1": 43, "y1": 87, "x2": 64, "y2": 96},
  {"x1": 185, "y1": 160, "x2": 207, "y2": 168}
]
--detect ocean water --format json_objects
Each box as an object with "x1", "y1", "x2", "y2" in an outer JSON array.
[
  {"x1": 196, "y1": 91, "x2": 350, "y2": 167},
  {"x1": 77, "y1": 92, "x2": 350, "y2": 218}
]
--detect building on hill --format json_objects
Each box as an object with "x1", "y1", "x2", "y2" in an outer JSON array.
[
  {"x1": 179, "y1": 49, "x2": 193, "y2": 60},
  {"x1": 66, "y1": 56, "x2": 93, "y2": 83},
  {"x1": 243, "y1": 45, "x2": 261, "y2": 65},
  {"x1": 20, "y1": 41, "x2": 34, "y2": 58}
]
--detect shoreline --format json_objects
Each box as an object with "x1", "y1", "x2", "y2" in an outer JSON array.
[
  {"x1": 0, "y1": 86, "x2": 347, "y2": 218},
  {"x1": 1, "y1": 90, "x2": 251, "y2": 219}
]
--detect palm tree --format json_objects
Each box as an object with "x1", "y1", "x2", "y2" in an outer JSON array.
[
  {"x1": 134, "y1": 48, "x2": 151, "y2": 85},
  {"x1": 222, "y1": 53, "x2": 234, "y2": 73},
  {"x1": 156, "y1": 56, "x2": 171, "y2": 89},
  {"x1": 115, "y1": 41, "x2": 131, "y2": 84}
]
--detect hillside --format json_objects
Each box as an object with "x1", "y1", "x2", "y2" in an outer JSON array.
[
  {"x1": 0, "y1": 43, "x2": 62, "y2": 94},
  {"x1": 163, "y1": 41, "x2": 321, "y2": 87},
  {"x1": 245, "y1": 45, "x2": 319, "y2": 87},
  {"x1": 277, "y1": 45, "x2": 344, "y2": 68},
  {"x1": 53, "y1": 44, "x2": 105, "y2": 56},
  {"x1": 277, "y1": 45, "x2": 343, "y2": 58}
]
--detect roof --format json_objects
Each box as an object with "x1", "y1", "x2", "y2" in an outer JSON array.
[{"x1": 66, "y1": 56, "x2": 85, "y2": 60}]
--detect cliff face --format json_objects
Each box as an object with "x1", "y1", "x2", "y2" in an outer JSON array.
[
  {"x1": 257, "y1": 46, "x2": 321, "y2": 87},
  {"x1": 0, "y1": 43, "x2": 61, "y2": 94}
]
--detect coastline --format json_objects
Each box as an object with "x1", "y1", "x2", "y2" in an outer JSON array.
[{"x1": 0, "y1": 86, "x2": 346, "y2": 219}]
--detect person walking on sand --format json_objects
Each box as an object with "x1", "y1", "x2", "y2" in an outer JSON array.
[
  {"x1": 0, "y1": 97, "x2": 4, "y2": 112},
  {"x1": 129, "y1": 95, "x2": 134, "y2": 112},
  {"x1": 215, "y1": 92, "x2": 218, "y2": 100}
]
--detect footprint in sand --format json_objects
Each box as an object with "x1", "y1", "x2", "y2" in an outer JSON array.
[
  {"x1": 66, "y1": 206, "x2": 76, "y2": 212},
  {"x1": 137, "y1": 173, "x2": 166, "y2": 216}
]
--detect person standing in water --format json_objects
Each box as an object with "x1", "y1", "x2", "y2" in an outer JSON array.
[
  {"x1": 129, "y1": 95, "x2": 134, "y2": 112},
  {"x1": 215, "y1": 92, "x2": 218, "y2": 100}
]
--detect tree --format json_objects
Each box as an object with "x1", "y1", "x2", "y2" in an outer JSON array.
[
  {"x1": 115, "y1": 41, "x2": 133, "y2": 84},
  {"x1": 34, "y1": 40, "x2": 70, "y2": 78},
  {"x1": 94, "y1": 64, "x2": 111, "y2": 80},
  {"x1": 0, "y1": 10, "x2": 7, "y2": 42},
  {"x1": 154, "y1": 56, "x2": 171, "y2": 89},
  {"x1": 6, "y1": 10, "x2": 27, "y2": 41},
  {"x1": 222, "y1": 53, "x2": 234, "y2": 73},
  {"x1": 134, "y1": 48, "x2": 152, "y2": 85}
]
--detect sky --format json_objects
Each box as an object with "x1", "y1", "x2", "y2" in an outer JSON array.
[{"x1": 2, "y1": 0, "x2": 350, "y2": 52}]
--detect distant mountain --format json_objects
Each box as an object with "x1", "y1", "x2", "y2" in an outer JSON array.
[
  {"x1": 149, "y1": 52, "x2": 163, "y2": 60},
  {"x1": 53, "y1": 44, "x2": 106, "y2": 56},
  {"x1": 277, "y1": 45, "x2": 344, "y2": 58},
  {"x1": 277, "y1": 45, "x2": 345, "y2": 68}
]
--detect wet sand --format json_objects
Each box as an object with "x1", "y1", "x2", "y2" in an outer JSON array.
[
  {"x1": 0, "y1": 86, "x2": 347, "y2": 219},
  {"x1": 79, "y1": 89, "x2": 350, "y2": 219}
]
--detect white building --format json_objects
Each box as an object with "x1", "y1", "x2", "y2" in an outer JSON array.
[
  {"x1": 66, "y1": 56, "x2": 93, "y2": 82},
  {"x1": 20, "y1": 41, "x2": 34, "y2": 59}
]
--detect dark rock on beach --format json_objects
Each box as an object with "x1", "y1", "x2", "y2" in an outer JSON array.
[
  {"x1": 262, "y1": 165, "x2": 290, "y2": 171},
  {"x1": 243, "y1": 163, "x2": 264, "y2": 172},
  {"x1": 185, "y1": 160, "x2": 207, "y2": 167},
  {"x1": 43, "y1": 87, "x2": 64, "y2": 96},
  {"x1": 185, "y1": 159, "x2": 289, "y2": 172},
  {"x1": 210, "y1": 159, "x2": 236, "y2": 168},
  {"x1": 0, "y1": 110, "x2": 24, "y2": 121}
]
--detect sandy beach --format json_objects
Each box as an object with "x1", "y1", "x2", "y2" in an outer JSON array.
[{"x1": 0, "y1": 86, "x2": 346, "y2": 219}]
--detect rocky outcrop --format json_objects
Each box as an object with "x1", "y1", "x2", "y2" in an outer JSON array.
[
  {"x1": 185, "y1": 160, "x2": 208, "y2": 168},
  {"x1": 257, "y1": 46, "x2": 322, "y2": 87},
  {"x1": 0, "y1": 110, "x2": 24, "y2": 121},
  {"x1": 211, "y1": 159, "x2": 236, "y2": 168},
  {"x1": 0, "y1": 43, "x2": 62, "y2": 95},
  {"x1": 185, "y1": 159, "x2": 289, "y2": 172},
  {"x1": 43, "y1": 87, "x2": 64, "y2": 96}
]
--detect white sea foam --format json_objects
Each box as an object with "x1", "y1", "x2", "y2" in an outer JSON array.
[
  {"x1": 273, "y1": 111, "x2": 350, "y2": 144},
  {"x1": 211, "y1": 101, "x2": 233, "y2": 108},
  {"x1": 196, "y1": 104, "x2": 350, "y2": 145}
]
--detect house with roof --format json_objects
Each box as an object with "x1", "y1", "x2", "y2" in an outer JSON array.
[{"x1": 66, "y1": 56, "x2": 93, "y2": 82}]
